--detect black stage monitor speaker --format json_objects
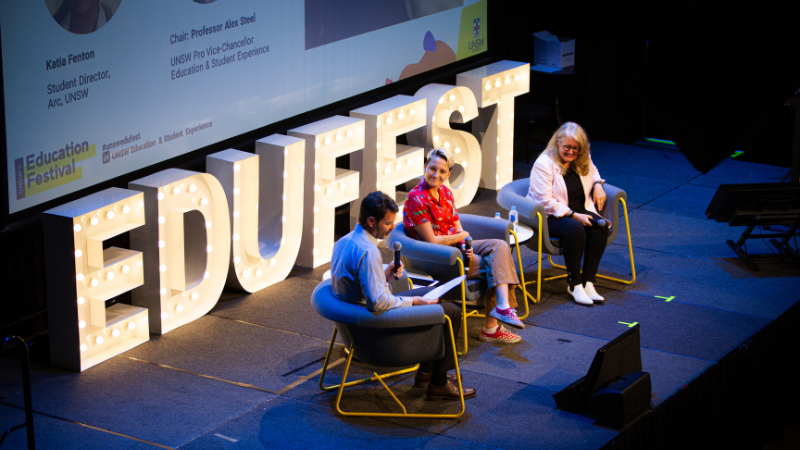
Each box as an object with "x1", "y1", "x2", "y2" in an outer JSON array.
[
  {"x1": 553, "y1": 324, "x2": 651, "y2": 428},
  {"x1": 705, "y1": 182, "x2": 800, "y2": 226},
  {"x1": 590, "y1": 371, "x2": 651, "y2": 429}
]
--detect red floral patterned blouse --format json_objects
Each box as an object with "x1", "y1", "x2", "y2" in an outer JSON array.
[{"x1": 403, "y1": 179, "x2": 460, "y2": 241}]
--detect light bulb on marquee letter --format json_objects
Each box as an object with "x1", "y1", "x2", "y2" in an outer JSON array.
[
  {"x1": 129, "y1": 169, "x2": 231, "y2": 334},
  {"x1": 350, "y1": 95, "x2": 427, "y2": 226},
  {"x1": 407, "y1": 84, "x2": 481, "y2": 207},
  {"x1": 457, "y1": 61, "x2": 530, "y2": 190},
  {"x1": 206, "y1": 134, "x2": 305, "y2": 292},
  {"x1": 289, "y1": 116, "x2": 363, "y2": 268},
  {"x1": 43, "y1": 188, "x2": 149, "y2": 372}
]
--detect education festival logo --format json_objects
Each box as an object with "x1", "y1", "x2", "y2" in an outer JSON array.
[{"x1": 14, "y1": 141, "x2": 97, "y2": 200}]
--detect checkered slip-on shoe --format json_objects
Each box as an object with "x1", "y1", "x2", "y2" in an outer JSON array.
[
  {"x1": 479, "y1": 325, "x2": 522, "y2": 344},
  {"x1": 489, "y1": 307, "x2": 525, "y2": 329}
]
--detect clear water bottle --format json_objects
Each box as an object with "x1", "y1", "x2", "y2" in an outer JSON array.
[
  {"x1": 494, "y1": 212, "x2": 502, "y2": 219},
  {"x1": 509, "y1": 206, "x2": 519, "y2": 230}
]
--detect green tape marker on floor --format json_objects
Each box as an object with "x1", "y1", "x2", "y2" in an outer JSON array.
[
  {"x1": 655, "y1": 295, "x2": 675, "y2": 302},
  {"x1": 645, "y1": 138, "x2": 677, "y2": 145},
  {"x1": 618, "y1": 321, "x2": 639, "y2": 328},
  {"x1": 731, "y1": 150, "x2": 744, "y2": 158}
]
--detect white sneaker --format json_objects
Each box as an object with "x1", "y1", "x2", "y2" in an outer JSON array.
[
  {"x1": 584, "y1": 282, "x2": 605, "y2": 302},
  {"x1": 567, "y1": 285, "x2": 593, "y2": 306}
]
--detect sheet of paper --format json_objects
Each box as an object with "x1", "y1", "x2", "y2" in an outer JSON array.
[{"x1": 423, "y1": 275, "x2": 466, "y2": 299}]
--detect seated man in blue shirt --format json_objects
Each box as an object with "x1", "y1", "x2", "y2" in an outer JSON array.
[{"x1": 331, "y1": 191, "x2": 475, "y2": 400}]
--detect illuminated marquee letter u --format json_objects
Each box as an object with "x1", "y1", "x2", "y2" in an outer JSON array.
[{"x1": 206, "y1": 135, "x2": 305, "y2": 292}]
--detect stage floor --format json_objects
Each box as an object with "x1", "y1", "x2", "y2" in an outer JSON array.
[{"x1": 2, "y1": 141, "x2": 799, "y2": 449}]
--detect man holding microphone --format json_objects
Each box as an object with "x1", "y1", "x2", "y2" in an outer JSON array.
[{"x1": 331, "y1": 191, "x2": 476, "y2": 400}]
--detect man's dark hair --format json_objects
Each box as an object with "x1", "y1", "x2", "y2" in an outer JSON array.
[{"x1": 358, "y1": 191, "x2": 399, "y2": 226}]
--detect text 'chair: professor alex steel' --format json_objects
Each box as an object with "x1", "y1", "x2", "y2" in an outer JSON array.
[{"x1": 313, "y1": 279, "x2": 466, "y2": 418}]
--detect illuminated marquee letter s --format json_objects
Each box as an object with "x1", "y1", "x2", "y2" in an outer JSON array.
[{"x1": 407, "y1": 84, "x2": 481, "y2": 207}]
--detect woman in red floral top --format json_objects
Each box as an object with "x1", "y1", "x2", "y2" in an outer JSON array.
[{"x1": 403, "y1": 148, "x2": 524, "y2": 344}]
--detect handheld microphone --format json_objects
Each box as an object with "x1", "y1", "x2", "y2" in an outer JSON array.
[
  {"x1": 393, "y1": 242, "x2": 402, "y2": 279},
  {"x1": 588, "y1": 218, "x2": 607, "y2": 228},
  {"x1": 464, "y1": 236, "x2": 472, "y2": 252}
]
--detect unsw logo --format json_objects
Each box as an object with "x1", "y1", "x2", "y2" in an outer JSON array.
[{"x1": 469, "y1": 18, "x2": 484, "y2": 52}]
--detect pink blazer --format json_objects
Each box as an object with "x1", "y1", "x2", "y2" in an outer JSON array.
[{"x1": 527, "y1": 152, "x2": 604, "y2": 218}]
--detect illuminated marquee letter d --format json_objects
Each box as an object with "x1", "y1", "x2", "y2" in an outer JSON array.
[{"x1": 129, "y1": 169, "x2": 231, "y2": 334}]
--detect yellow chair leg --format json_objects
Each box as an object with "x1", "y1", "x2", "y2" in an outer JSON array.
[
  {"x1": 547, "y1": 198, "x2": 636, "y2": 285},
  {"x1": 510, "y1": 229, "x2": 532, "y2": 318},
  {"x1": 520, "y1": 212, "x2": 544, "y2": 305},
  {"x1": 455, "y1": 223, "x2": 539, "y2": 354},
  {"x1": 454, "y1": 259, "x2": 486, "y2": 356},
  {"x1": 401, "y1": 256, "x2": 477, "y2": 357},
  {"x1": 456, "y1": 258, "x2": 470, "y2": 356},
  {"x1": 444, "y1": 315, "x2": 467, "y2": 416},
  {"x1": 321, "y1": 319, "x2": 465, "y2": 418},
  {"x1": 319, "y1": 327, "x2": 417, "y2": 392}
]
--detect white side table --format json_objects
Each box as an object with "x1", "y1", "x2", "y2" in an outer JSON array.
[{"x1": 509, "y1": 224, "x2": 534, "y2": 246}]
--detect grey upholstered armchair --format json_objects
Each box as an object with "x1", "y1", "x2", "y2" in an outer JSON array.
[
  {"x1": 312, "y1": 279, "x2": 466, "y2": 418},
  {"x1": 385, "y1": 214, "x2": 529, "y2": 355},
  {"x1": 496, "y1": 179, "x2": 636, "y2": 303}
]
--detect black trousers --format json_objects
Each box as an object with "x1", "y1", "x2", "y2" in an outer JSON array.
[
  {"x1": 546, "y1": 211, "x2": 609, "y2": 288},
  {"x1": 394, "y1": 286, "x2": 462, "y2": 386}
]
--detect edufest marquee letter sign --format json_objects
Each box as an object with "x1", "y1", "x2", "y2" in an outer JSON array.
[{"x1": 42, "y1": 61, "x2": 528, "y2": 371}]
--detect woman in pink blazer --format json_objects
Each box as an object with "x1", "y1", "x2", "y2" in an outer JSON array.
[{"x1": 528, "y1": 122, "x2": 610, "y2": 306}]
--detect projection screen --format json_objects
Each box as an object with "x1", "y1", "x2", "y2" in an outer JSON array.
[{"x1": 1, "y1": 0, "x2": 488, "y2": 214}]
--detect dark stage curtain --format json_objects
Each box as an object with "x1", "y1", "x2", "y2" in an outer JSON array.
[
  {"x1": 491, "y1": 1, "x2": 800, "y2": 173},
  {"x1": 605, "y1": 300, "x2": 800, "y2": 450}
]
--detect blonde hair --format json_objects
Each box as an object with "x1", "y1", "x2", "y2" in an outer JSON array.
[
  {"x1": 426, "y1": 147, "x2": 454, "y2": 170},
  {"x1": 544, "y1": 122, "x2": 591, "y2": 176}
]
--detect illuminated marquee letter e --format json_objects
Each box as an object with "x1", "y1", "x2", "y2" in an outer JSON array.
[
  {"x1": 44, "y1": 188, "x2": 149, "y2": 371},
  {"x1": 350, "y1": 95, "x2": 427, "y2": 226}
]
